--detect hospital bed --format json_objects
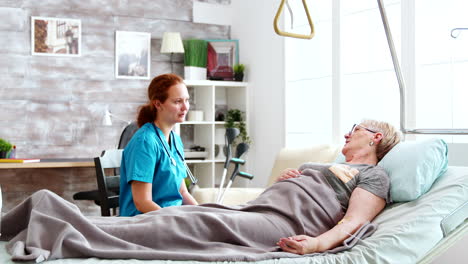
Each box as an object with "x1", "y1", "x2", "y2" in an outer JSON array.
[
  {"x1": 1, "y1": 1, "x2": 467, "y2": 261},
  {"x1": 1, "y1": 142, "x2": 467, "y2": 263}
]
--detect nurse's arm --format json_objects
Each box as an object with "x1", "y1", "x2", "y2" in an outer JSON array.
[
  {"x1": 180, "y1": 179, "x2": 198, "y2": 205},
  {"x1": 131, "y1": 181, "x2": 162, "y2": 213}
]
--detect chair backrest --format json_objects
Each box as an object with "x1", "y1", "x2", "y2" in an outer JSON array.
[
  {"x1": 118, "y1": 122, "x2": 139, "y2": 149},
  {"x1": 115, "y1": 122, "x2": 138, "y2": 176},
  {"x1": 95, "y1": 149, "x2": 123, "y2": 216}
]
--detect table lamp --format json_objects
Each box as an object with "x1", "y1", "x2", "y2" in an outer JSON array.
[
  {"x1": 160, "y1": 32, "x2": 185, "y2": 73},
  {"x1": 102, "y1": 108, "x2": 130, "y2": 126}
]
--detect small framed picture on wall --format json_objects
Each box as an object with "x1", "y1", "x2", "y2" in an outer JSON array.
[
  {"x1": 115, "y1": 31, "x2": 151, "y2": 80},
  {"x1": 31, "y1": 16, "x2": 81, "y2": 56}
]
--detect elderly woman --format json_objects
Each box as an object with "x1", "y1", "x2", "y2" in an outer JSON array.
[
  {"x1": 277, "y1": 119, "x2": 401, "y2": 254},
  {"x1": 1, "y1": 119, "x2": 400, "y2": 262}
]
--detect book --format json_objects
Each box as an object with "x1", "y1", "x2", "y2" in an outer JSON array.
[{"x1": 0, "y1": 158, "x2": 40, "y2": 163}]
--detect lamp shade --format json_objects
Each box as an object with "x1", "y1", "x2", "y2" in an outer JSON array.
[
  {"x1": 160, "y1": 32, "x2": 185, "y2": 53},
  {"x1": 102, "y1": 109, "x2": 113, "y2": 126}
]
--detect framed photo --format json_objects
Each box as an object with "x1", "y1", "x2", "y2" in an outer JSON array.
[
  {"x1": 206, "y1": 39, "x2": 239, "y2": 81},
  {"x1": 115, "y1": 31, "x2": 151, "y2": 80},
  {"x1": 31, "y1": 16, "x2": 81, "y2": 56}
]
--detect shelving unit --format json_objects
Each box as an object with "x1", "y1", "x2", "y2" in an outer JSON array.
[{"x1": 175, "y1": 80, "x2": 249, "y2": 188}]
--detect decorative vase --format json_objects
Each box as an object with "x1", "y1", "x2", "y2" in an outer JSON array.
[
  {"x1": 215, "y1": 144, "x2": 226, "y2": 160},
  {"x1": 0, "y1": 150, "x2": 9, "y2": 158},
  {"x1": 215, "y1": 128, "x2": 227, "y2": 160},
  {"x1": 234, "y1": 72, "x2": 244, "y2": 82},
  {"x1": 184, "y1": 66, "x2": 207, "y2": 80}
]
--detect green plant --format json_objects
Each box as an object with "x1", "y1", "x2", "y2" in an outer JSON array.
[
  {"x1": 0, "y1": 138, "x2": 12, "y2": 152},
  {"x1": 233, "y1": 64, "x2": 245, "y2": 74},
  {"x1": 225, "y1": 109, "x2": 251, "y2": 145},
  {"x1": 183, "y1": 39, "x2": 208, "y2": 67}
]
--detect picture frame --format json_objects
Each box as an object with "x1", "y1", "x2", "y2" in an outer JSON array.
[
  {"x1": 115, "y1": 31, "x2": 151, "y2": 80},
  {"x1": 31, "y1": 16, "x2": 81, "y2": 56},
  {"x1": 206, "y1": 39, "x2": 239, "y2": 81}
]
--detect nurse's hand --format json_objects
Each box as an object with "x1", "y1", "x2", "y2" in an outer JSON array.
[
  {"x1": 277, "y1": 235, "x2": 319, "y2": 255},
  {"x1": 276, "y1": 168, "x2": 301, "y2": 182},
  {"x1": 180, "y1": 179, "x2": 198, "y2": 205}
]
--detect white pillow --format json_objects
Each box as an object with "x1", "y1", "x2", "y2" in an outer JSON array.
[
  {"x1": 379, "y1": 138, "x2": 448, "y2": 202},
  {"x1": 335, "y1": 138, "x2": 449, "y2": 202}
]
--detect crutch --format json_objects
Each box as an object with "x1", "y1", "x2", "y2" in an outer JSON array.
[
  {"x1": 184, "y1": 162, "x2": 198, "y2": 186},
  {"x1": 218, "y1": 143, "x2": 253, "y2": 204},
  {"x1": 215, "y1": 128, "x2": 240, "y2": 203}
]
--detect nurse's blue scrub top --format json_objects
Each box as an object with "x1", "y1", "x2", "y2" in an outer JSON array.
[{"x1": 119, "y1": 122, "x2": 186, "y2": 216}]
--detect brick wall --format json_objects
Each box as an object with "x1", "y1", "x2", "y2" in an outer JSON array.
[{"x1": 0, "y1": 0, "x2": 230, "y2": 215}]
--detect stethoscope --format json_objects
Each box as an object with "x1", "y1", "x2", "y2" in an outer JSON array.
[
  {"x1": 151, "y1": 123, "x2": 184, "y2": 167},
  {"x1": 151, "y1": 123, "x2": 198, "y2": 184}
]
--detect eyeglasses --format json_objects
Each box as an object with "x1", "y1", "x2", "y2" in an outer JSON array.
[{"x1": 349, "y1": 124, "x2": 379, "y2": 135}]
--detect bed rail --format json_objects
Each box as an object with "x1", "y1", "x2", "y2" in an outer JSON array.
[{"x1": 441, "y1": 201, "x2": 468, "y2": 237}]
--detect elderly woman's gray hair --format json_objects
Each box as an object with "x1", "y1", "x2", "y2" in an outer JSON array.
[{"x1": 361, "y1": 119, "x2": 401, "y2": 161}]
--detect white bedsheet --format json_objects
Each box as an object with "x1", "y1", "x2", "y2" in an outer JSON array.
[{"x1": 1, "y1": 166, "x2": 467, "y2": 264}]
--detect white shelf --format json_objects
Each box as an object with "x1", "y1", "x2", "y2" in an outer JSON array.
[
  {"x1": 181, "y1": 121, "x2": 213, "y2": 125},
  {"x1": 185, "y1": 80, "x2": 248, "y2": 87},
  {"x1": 176, "y1": 81, "x2": 249, "y2": 188},
  {"x1": 185, "y1": 159, "x2": 215, "y2": 164},
  {"x1": 185, "y1": 159, "x2": 229, "y2": 163},
  {"x1": 181, "y1": 121, "x2": 227, "y2": 125}
]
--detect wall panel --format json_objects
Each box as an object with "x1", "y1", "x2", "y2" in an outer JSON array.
[{"x1": 0, "y1": 0, "x2": 230, "y2": 215}]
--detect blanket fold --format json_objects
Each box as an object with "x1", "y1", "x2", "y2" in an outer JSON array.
[{"x1": 1, "y1": 169, "x2": 377, "y2": 262}]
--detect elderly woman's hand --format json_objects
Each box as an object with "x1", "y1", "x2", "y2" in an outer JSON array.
[
  {"x1": 277, "y1": 235, "x2": 319, "y2": 255},
  {"x1": 276, "y1": 168, "x2": 302, "y2": 182}
]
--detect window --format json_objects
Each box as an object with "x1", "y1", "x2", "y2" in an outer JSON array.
[
  {"x1": 285, "y1": 0, "x2": 468, "y2": 146},
  {"x1": 284, "y1": 0, "x2": 333, "y2": 147},
  {"x1": 340, "y1": 0, "x2": 401, "y2": 135},
  {"x1": 56, "y1": 21, "x2": 66, "y2": 38},
  {"x1": 414, "y1": 0, "x2": 468, "y2": 143}
]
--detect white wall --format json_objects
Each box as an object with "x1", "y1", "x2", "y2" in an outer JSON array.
[{"x1": 230, "y1": 0, "x2": 286, "y2": 187}]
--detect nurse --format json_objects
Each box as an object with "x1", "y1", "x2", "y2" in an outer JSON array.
[{"x1": 119, "y1": 73, "x2": 198, "y2": 216}]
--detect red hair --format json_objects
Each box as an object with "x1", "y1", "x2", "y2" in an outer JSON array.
[{"x1": 137, "y1": 74, "x2": 184, "y2": 127}]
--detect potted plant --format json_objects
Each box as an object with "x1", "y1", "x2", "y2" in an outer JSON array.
[
  {"x1": 233, "y1": 64, "x2": 245, "y2": 82},
  {"x1": 0, "y1": 138, "x2": 12, "y2": 158},
  {"x1": 225, "y1": 109, "x2": 251, "y2": 145},
  {"x1": 183, "y1": 39, "x2": 208, "y2": 80}
]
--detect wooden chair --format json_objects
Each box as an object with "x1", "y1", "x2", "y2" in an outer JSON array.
[
  {"x1": 72, "y1": 122, "x2": 137, "y2": 214},
  {"x1": 94, "y1": 149, "x2": 123, "y2": 216}
]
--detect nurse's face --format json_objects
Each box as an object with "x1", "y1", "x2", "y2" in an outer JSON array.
[{"x1": 156, "y1": 82, "x2": 190, "y2": 125}]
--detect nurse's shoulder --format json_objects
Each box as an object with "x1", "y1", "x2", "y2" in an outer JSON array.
[{"x1": 125, "y1": 123, "x2": 161, "y2": 152}]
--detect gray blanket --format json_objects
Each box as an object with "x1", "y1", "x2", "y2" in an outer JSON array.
[{"x1": 1, "y1": 169, "x2": 377, "y2": 262}]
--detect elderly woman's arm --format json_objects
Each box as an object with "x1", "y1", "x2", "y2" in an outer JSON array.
[{"x1": 277, "y1": 187, "x2": 386, "y2": 254}]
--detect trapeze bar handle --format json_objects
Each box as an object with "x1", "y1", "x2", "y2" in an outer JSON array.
[{"x1": 274, "y1": 0, "x2": 315, "y2": 40}]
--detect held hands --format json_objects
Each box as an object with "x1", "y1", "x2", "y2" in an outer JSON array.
[
  {"x1": 276, "y1": 168, "x2": 302, "y2": 182},
  {"x1": 277, "y1": 235, "x2": 319, "y2": 255}
]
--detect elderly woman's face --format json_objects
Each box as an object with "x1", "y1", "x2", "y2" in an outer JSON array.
[{"x1": 342, "y1": 123, "x2": 378, "y2": 156}]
